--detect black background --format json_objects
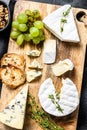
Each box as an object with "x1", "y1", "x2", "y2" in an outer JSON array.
[{"x1": 0, "y1": 0, "x2": 87, "y2": 130}]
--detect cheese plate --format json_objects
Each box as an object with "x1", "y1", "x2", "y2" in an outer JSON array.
[{"x1": 0, "y1": 0, "x2": 87, "y2": 130}]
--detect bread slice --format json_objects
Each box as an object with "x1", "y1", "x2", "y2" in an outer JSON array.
[
  {"x1": 0, "y1": 66, "x2": 26, "y2": 89},
  {"x1": 1, "y1": 53, "x2": 25, "y2": 71}
]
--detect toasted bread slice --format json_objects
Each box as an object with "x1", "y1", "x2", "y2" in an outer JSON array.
[
  {"x1": 0, "y1": 66, "x2": 25, "y2": 89},
  {"x1": 1, "y1": 53, "x2": 25, "y2": 71}
]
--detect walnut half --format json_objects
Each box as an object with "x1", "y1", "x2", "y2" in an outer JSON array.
[{"x1": 0, "y1": 4, "x2": 9, "y2": 29}]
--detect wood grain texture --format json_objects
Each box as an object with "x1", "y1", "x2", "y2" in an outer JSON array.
[{"x1": 0, "y1": 0, "x2": 87, "y2": 130}]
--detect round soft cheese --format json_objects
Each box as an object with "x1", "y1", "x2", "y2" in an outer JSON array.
[{"x1": 38, "y1": 78, "x2": 79, "y2": 117}]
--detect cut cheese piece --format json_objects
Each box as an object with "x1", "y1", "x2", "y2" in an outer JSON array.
[
  {"x1": 52, "y1": 59, "x2": 74, "y2": 76},
  {"x1": 26, "y1": 70, "x2": 42, "y2": 82},
  {"x1": 0, "y1": 84, "x2": 28, "y2": 129},
  {"x1": 43, "y1": 5, "x2": 80, "y2": 43},
  {"x1": 43, "y1": 39, "x2": 56, "y2": 64},
  {"x1": 26, "y1": 50, "x2": 41, "y2": 57},
  {"x1": 28, "y1": 60, "x2": 43, "y2": 69},
  {"x1": 38, "y1": 78, "x2": 79, "y2": 117}
]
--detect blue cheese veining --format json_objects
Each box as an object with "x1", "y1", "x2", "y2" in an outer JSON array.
[
  {"x1": 0, "y1": 84, "x2": 28, "y2": 129},
  {"x1": 28, "y1": 60, "x2": 43, "y2": 69},
  {"x1": 26, "y1": 70, "x2": 42, "y2": 82},
  {"x1": 26, "y1": 50, "x2": 41, "y2": 57}
]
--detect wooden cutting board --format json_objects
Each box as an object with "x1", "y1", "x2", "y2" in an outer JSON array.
[{"x1": 0, "y1": 0, "x2": 87, "y2": 130}]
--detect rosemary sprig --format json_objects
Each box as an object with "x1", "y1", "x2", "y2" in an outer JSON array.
[
  {"x1": 60, "y1": 6, "x2": 71, "y2": 33},
  {"x1": 63, "y1": 7, "x2": 71, "y2": 17},
  {"x1": 48, "y1": 92, "x2": 63, "y2": 113},
  {"x1": 27, "y1": 93, "x2": 64, "y2": 130}
]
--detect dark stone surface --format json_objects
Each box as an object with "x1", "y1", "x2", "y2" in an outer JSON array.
[{"x1": 0, "y1": 0, "x2": 87, "y2": 130}]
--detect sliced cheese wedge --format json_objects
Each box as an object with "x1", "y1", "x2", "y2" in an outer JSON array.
[
  {"x1": 26, "y1": 50, "x2": 41, "y2": 57},
  {"x1": 52, "y1": 59, "x2": 74, "y2": 76},
  {"x1": 26, "y1": 70, "x2": 42, "y2": 82},
  {"x1": 0, "y1": 84, "x2": 28, "y2": 129},
  {"x1": 28, "y1": 60, "x2": 43, "y2": 69},
  {"x1": 43, "y1": 5, "x2": 80, "y2": 43},
  {"x1": 38, "y1": 78, "x2": 79, "y2": 117},
  {"x1": 43, "y1": 39, "x2": 56, "y2": 64}
]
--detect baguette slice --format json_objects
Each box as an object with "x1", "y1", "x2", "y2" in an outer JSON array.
[
  {"x1": 0, "y1": 66, "x2": 25, "y2": 89},
  {"x1": 1, "y1": 53, "x2": 25, "y2": 71}
]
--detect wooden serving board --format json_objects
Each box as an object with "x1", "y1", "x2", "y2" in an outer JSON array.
[{"x1": 0, "y1": 0, "x2": 87, "y2": 130}]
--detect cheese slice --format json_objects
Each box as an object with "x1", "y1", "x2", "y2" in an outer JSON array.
[
  {"x1": 0, "y1": 84, "x2": 28, "y2": 129},
  {"x1": 28, "y1": 60, "x2": 43, "y2": 69},
  {"x1": 43, "y1": 39, "x2": 56, "y2": 64},
  {"x1": 38, "y1": 78, "x2": 79, "y2": 117},
  {"x1": 26, "y1": 50, "x2": 41, "y2": 57},
  {"x1": 26, "y1": 70, "x2": 42, "y2": 82},
  {"x1": 43, "y1": 5, "x2": 80, "y2": 43},
  {"x1": 52, "y1": 59, "x2": 74, "y2": 76}
]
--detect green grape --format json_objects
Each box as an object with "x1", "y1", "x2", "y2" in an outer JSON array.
[
  {"x1": 24, "y1": 33, "x2": 32, "y2": 42},
  {"x1": 39, "y1": 29, "x2": 44, "y2": 37},
  {"x1": 30, "y1": 27, "x2": 39, "y2": 37},
  {"x1": 28, "y1": 17, "x2": 34, "y2": 22},
  {"x1": 17, "y1": 34, "x2": 24, "y2": 46},
  {"x1": 32, "y1": 10, "x2": 40, "y2": 18},
  {"x1": 32, "y1": 37, "x2": 40, "y2": 44},
  {"x1": 39, "y1": 29, "x2": 45, "y2": 41},
  {"x1": 25, "y1": 9, "x2": 33, "y2": 17},
  {"x1": 17, "y1": 13, "x2": 28, "y2": 24},
  {"x1": 12, "y1": 20, "x2": 19, "y2": 29},
  {"x1": 10, "y1": 30, "x2": 20, "y2": 39},
  {"x1": 18, "y1": 24, "x2": 28, "y2": 32},
  {"x1": 40, "y1": 34, "x2": 45, "y2": 41},
  {"x1": 34, "y1": 21, "x2": 43, "y2": 29}
]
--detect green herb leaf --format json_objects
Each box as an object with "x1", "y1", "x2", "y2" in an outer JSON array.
[
  {"x1": 60, "y1": 6, "x2": 71, "y2": 33},
  {"x1": 61, "y1": 18, "x2": 67, "y2": 23},
  {"x1": 27, "y1": 93, "x2": 64, "y2": 130},
  {"x1": 48, "y1": 92, "x2": 63, "y2": 113},
  {"x1": 63, "y1": 7, "x2": 71, "y2": 17}
]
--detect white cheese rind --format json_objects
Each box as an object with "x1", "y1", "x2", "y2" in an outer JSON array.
[
  {"x1": 52, "y1": 59, "x2": 74, "y2": 76},
  {"x1": 0, "y1": 84, "x2": 28, "y2": 129},
  {"x1": 43, "y1": 5, "x2": 80, "y2": 43},
  {"x1": 43, "y1": 39, "x2": 56, "y2": 64},
  {"x1": 38, "y1": 78, "x2": 79, "y2": 117}
]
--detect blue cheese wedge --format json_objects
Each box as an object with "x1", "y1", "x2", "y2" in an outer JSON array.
[
  {"x1": 28, "y1": 60, "x2": 43, "y2": 69},
  {"x1": 26, "y1": 70, "x2": 42, "y2": 82},
  {"x1": 26, "y1": 50, "x2": 41, "y2": 57},
  {"x1": 38, "y1": 78, "x2": 79, "y2": 117},
  {"x1": 43, "y1": 39, "x2": 56, "y2": 64},
  {"x1": 52, "y1": 59, "x2": 74, "y2": 76},
  {"x1": 0, "y1": 84, "x2": 28, "y2": 129},
  {"x1": 43, "y1": 5, "x2": 80, "y2": 43}
]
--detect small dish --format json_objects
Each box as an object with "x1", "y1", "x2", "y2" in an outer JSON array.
[{"x1": 0, "y1": 0, "x2": 10, "y2": 32}]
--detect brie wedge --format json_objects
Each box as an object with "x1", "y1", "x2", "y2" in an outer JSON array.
[
  {"x1": 52, "y1": 59, "x2": 74, "y2": 76},
  {"x1": 38, "y1": 78, "x2": 79, "y2": 117},
  {"x1": 43, "y1": 39, "x2": 56, "y2": 64},
  {"x1": 43, "y1": 5, "x2": 80, "y2": 43},
  {"x1": 0, "y1": 84, "x2": 28, "y2": 129}
]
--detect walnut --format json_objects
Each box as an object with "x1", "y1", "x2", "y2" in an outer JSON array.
[{"x1": 0, "y1": 4, "x2": 9, "y2": 29}]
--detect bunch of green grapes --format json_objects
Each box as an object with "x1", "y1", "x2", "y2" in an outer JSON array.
[{"x1": 10, "y1": 10, "x2": 45, "y2": 46}]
